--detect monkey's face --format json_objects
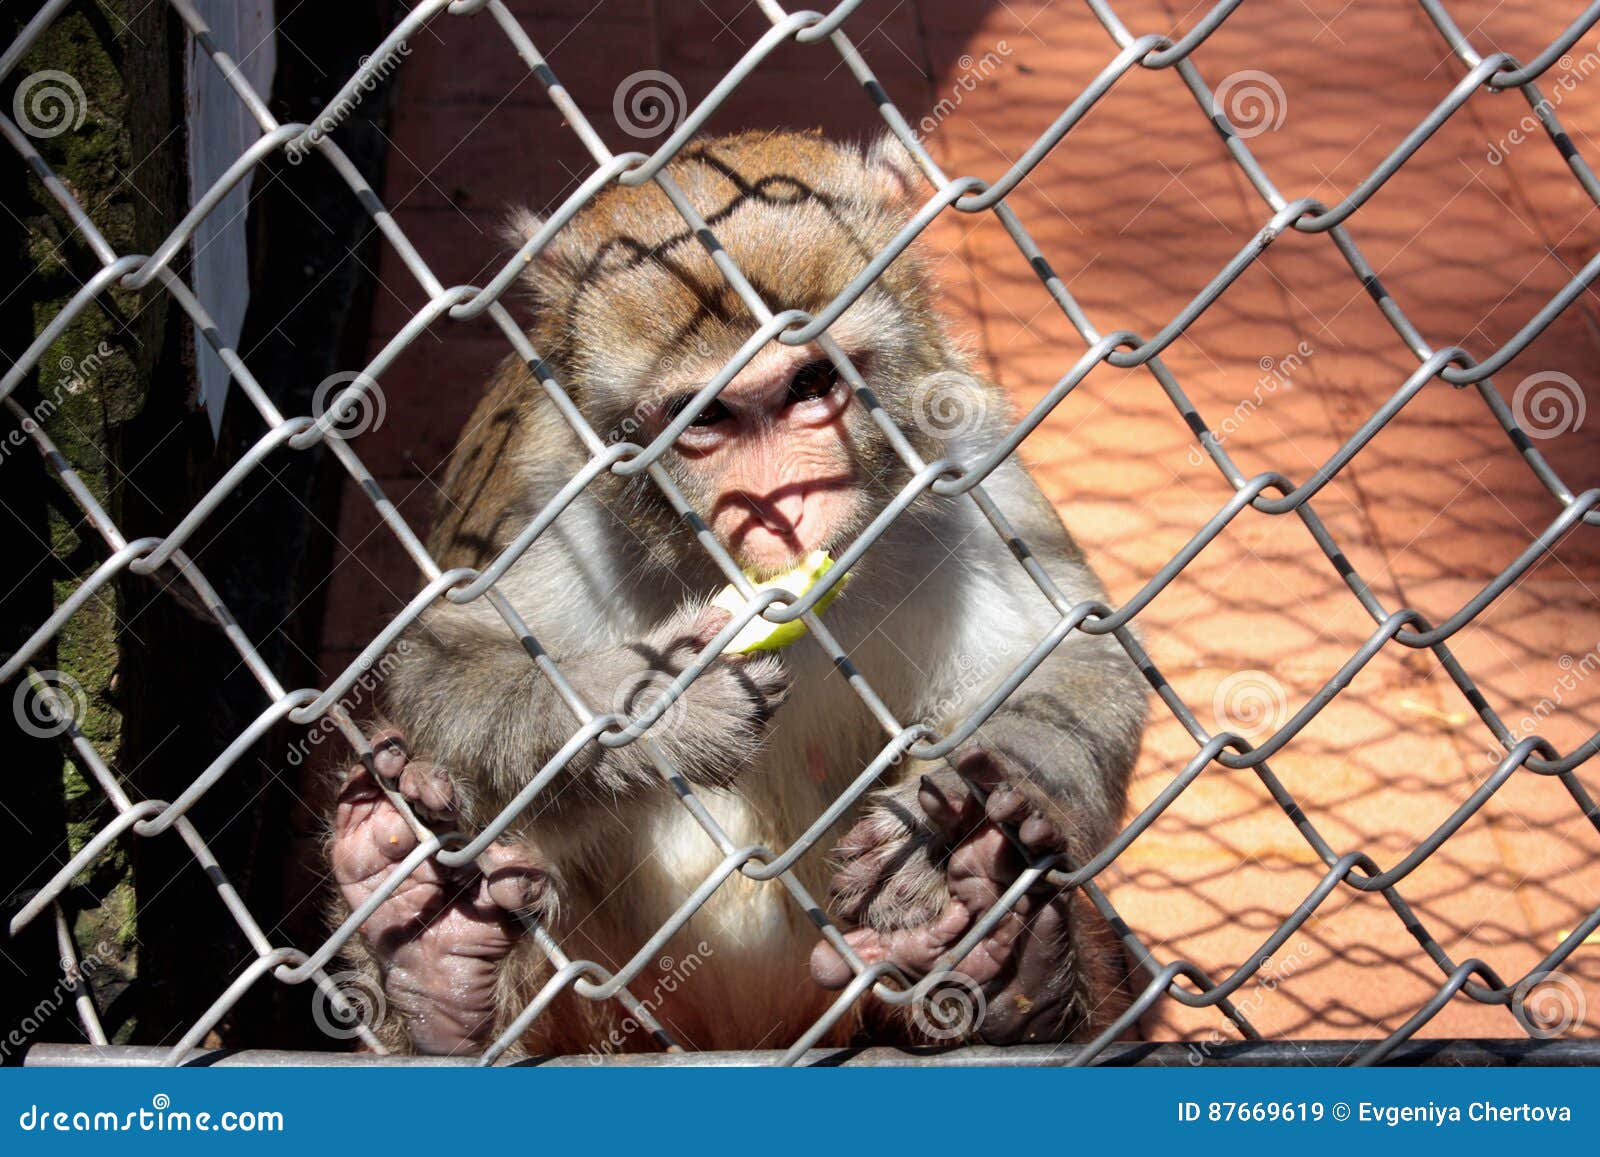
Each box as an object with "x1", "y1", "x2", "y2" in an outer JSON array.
[
  {"x1": 521, "y1": 134, "x2": 959, "y2": 579},
  {"x1": 651, "y1": 338, "x2": 875, "y2": 577}
]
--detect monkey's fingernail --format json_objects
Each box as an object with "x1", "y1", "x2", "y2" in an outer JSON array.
[
  {"x1": 1019, "y1": 814, "x2": 1059, "y2": 849},
  {"x1": 918, "y1": 774, "x2": 950, "y2": 806},
  {"x1": 986, "y1": 787, "x2": 1029, "y2": 823}
]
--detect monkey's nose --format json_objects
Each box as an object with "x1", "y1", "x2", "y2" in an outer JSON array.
[{"x1": 751, "y1": 489, "x2": 806, "y2": 536}]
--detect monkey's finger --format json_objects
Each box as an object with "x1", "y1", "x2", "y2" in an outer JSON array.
[
  {"x1": 916, "y1": 769, "x2": 980, "y2": 844},
  {"x1": 1016, "y1": 811, "x2": 1062, "y2": 853},
  {"x1": 978, "y1": 776, "x2": 1070, "y2": 870},
  {"x1": 331, "y1": 788, "x2": 420, "y2": 884},
  {"x1": 479, "y1": 843, "x2": 550, "y2": 913},
  {"x1": 677, "y1": 606, "x2": 733, "y2": 653},
  {"x1": 812, "y1": 900, "x2": 974, "y2": 990},
  {"x1": 369, "y1": 728, "x2": 409, "y2": 780},
  {"x1": 954, "y1": 746, "x2": 1010, "y2": 792},
  {"x1": 946, "y1": 821, "x2": 1023, "y2": 908},
  {"x1": 874, "y1": 903, "x2": 976, "y2": 978},
  {"x1": 808, "y1": 927, "x2": 920, "y2": 988},
  {"x1": 336, "y1": 765, "x2": 383, "y2": 810},
  {"x1": 984, "y1": 784, "x2": 1033, "y2": 826},
  {"x1": 809, "y1": 936, "x2": 857, "y2": 989},
  {"x1": 398, "y1": 760, "x2": 454, "y2": 814}
]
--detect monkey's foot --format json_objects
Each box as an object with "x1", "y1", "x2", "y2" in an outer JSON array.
[
  {"x1": 332, "y1": 730, "x2": 549, "y2": 1054},
  {"x1": 811, "y1": 749, "x2": 1099, "y2": 1044}
]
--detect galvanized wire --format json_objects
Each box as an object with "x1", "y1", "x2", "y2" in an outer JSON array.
[{"x1": 4, "y1": 0, "x2": 1600, "y2": 1066}]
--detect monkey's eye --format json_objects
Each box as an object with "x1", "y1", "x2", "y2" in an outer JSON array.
[
  {"x1": 666, "y1": 395, "x2": 731, "y2": 428},
  {"x1": 787, "y1": 359, "x2": 840, "y2": 405}
]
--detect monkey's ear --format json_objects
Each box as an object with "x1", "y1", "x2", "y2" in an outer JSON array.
[
  {"x1": 501, "y1": 206, "x2": 580, "y2": 298},
  {"x1": 864, "y1": 134, "x2": 925, "y2": 213},
  {"x1": 502, "y1": 205, "x2": 544, "y2": 251}
]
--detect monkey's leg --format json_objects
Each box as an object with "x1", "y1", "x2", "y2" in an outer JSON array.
[
  {"x1": 329, "y1": 731, "x2": 550, "y2": 1055},
  {"x1": 811, "y1": 750, "x2": 1130, "y2": 1045}
]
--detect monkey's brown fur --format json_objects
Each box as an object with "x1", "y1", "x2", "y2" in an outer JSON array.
[{"x1": 331, "y1": 131, "x2": 1147, "y2": 1057}]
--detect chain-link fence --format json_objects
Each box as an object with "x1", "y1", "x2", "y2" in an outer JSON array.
[{"x1": 4, "y1": 0, "x2": 1600, "y2": 1067}]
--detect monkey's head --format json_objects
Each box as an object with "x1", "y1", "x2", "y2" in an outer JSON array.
[{"x1": 511, "y1": 131, "x2": 993, "y2": 579}]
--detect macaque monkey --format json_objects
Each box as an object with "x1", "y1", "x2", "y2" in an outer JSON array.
[{"x1": 328, "y1": 131, "x2": 1146, "y2": 1057}]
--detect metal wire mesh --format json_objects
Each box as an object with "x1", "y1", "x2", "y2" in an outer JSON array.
[{"x1": 4, "y1": 0, "x2": 1600, "y2": 1067}]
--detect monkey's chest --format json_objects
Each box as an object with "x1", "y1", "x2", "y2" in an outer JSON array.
[{"x1": 578, "y1": 628, "x2": 948, "y2": 1049}]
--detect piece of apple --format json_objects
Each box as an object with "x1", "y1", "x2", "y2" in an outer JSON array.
[{"x1": 711, "y1": 550, "x2": 849, "y2": 654}]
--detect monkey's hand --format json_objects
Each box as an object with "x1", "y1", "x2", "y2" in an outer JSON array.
[
  {"x1": 597, "y1": 605, "x2": 790, "y2": 790},
  {"x1": 331, "y1": 731, "x2": 550, "y2": 1055},
  {"x1": 810, "y1": 749, "x2": 1115, "y2": 1044}
]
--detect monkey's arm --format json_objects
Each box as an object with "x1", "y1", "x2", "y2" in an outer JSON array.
[
  {"x1": 813, "y1": 641, "x2": 1146, "y2": 1044},
  {"x1": 336, "y1": 604, "x2": 785, "y2": 1055},
  {"x1": 384, "y1": 603, "x2": 789, "y2": 823}
]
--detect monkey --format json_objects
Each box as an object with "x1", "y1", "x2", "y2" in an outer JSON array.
[{"x1": 327, "y1": 130, "x2": 1147, "y2": 1058}]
